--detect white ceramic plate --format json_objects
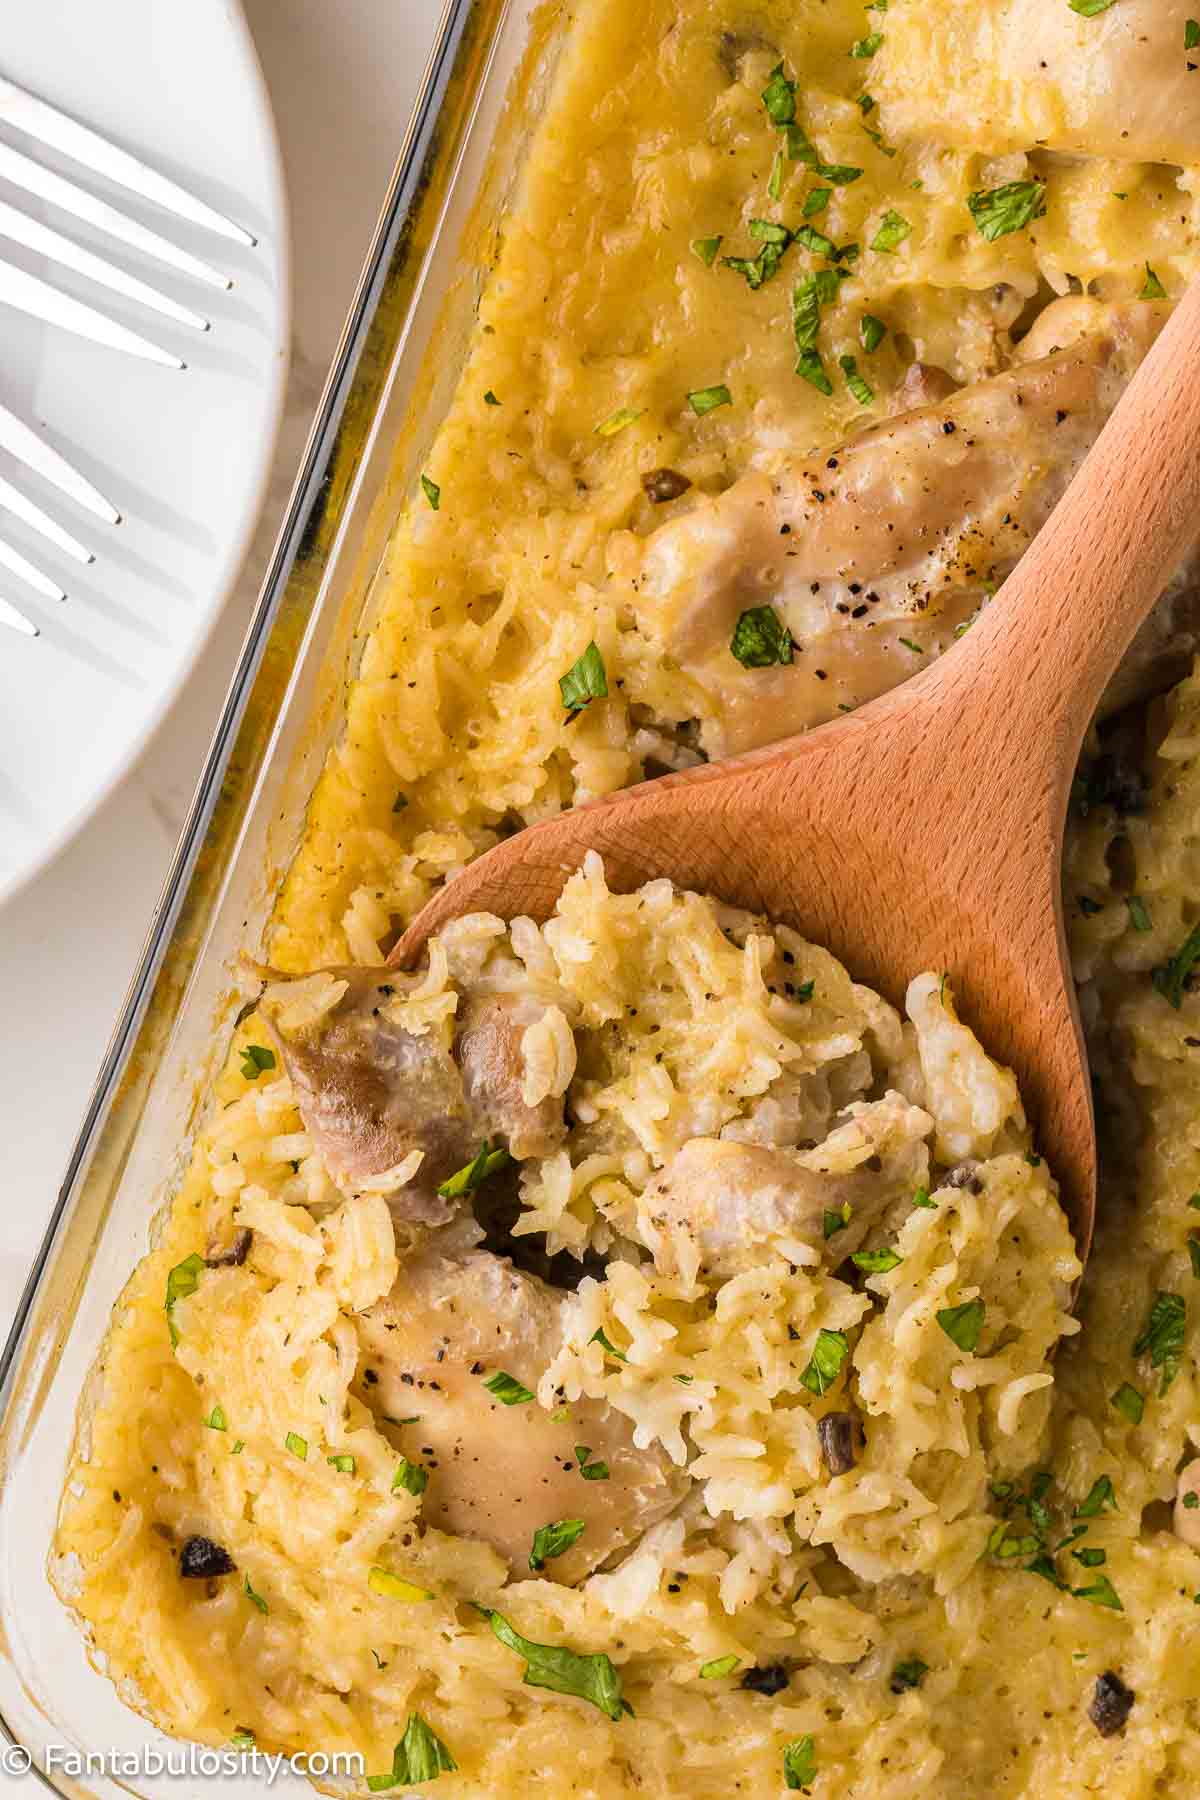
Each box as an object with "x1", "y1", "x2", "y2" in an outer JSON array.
[{"x1": 0, "y1": 0, "x2": 288, "y2": 903}]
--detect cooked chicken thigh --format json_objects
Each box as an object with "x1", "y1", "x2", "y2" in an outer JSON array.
[
  {"x1": 358, "y1": 1228, "x2": 686, "y2": 1581},
  {"x1": 614, "y1": 300, "x2": 1188, "y2": 757},
  {"x1": 258, "y1": 970, "x2": 566, "y2": 1217},
  {"x1": 874, "y1": 0, "x2": 1200, "y2": 165}
]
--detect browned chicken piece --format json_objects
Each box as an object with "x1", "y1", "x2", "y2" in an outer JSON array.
[
  {"x1": 875, "y1": 0, "x2": 1200, "y2": 166},
  {"x1": 635, "y1": 1130, "x2": 922, "y2": 1282},
  {"x1": 613, "y1": 300, "x2": 1181, "y2": 757},
  {"x1": 458, "y1": 993, "x2": 570, "y2": 1161},
  {"x1": 258, "y1": 972, "x2": 567, "y2": 1219},
  {"x1": 357, "y1": 1230, "x2": 687, "y2": 1583}
]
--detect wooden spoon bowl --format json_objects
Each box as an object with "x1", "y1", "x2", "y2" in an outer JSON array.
[{"x1": 395, "y1": 278, "x2": 1200, "y2": 1258}]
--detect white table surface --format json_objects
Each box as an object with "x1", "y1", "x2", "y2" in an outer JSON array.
[{"x1": 0, "y1": 0, "x2": 441, "y2": 1332}]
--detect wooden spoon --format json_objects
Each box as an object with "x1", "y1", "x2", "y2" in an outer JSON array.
[{"x1": 396, "y1": 280, "x2": 1200, "y2": 1257}]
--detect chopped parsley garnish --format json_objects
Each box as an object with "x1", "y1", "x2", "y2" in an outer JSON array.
[
  {"x1": 327, "y1": 1453, "x2": 356, "y2": 1474},
  {"x1": 285, "y1": 1431, "x2": 308, "y2": 1461},
  {"x1": 913, "y1": 1186, "x2": 936, "y2": 1209},
  {"x1": 420, "y1": 474, "x2": 440, "y2": 511},
  {"x1": 791, "y1": 221, "x2": 837, "y2": 260},
  {"x1": 529, "y1": 1517, "x2": 586, "y2": 1571},
  {"x1": 761, "y1": 62, "x2": 797, "y2": 127},
  {"x1": 1141, "y1": 264, "x2": 1168, "y2": 301},
  {"x1": 768, "y1": 149, "x2": 784, "y2": 201},
  {"x1": 164, "y1": 1252, "x2": 205, "y2": 1347},
  {"x1": 1073, "y1": 1545, "x2": 1107, "y2": 1566},
  {"x1": 792, "y1": 269, "x2": 841, "y2": 354},
  {"x1": 204, "y1": 1405, "x2": 227, "y2": 1432},
  {"x1": 595, "y1": 406, "x2": 643, "y2": 437},
  {"x1": 891, "y1": 1656, "x2": 929, "y2": 1693},
  {"x1": 731, "y1": 605, "x2": 795, "y2": 666},
  {"x1": 1126, "y1": 896, "x2": 1152, "y2": 932},
  {"x1": 483, "y1": 1371, "x2": 535, "y2": 1406},
  {"x1": 796, "y1": 349, "x2": 834, "y2": 394},
  {"x1": 436, "y1": 1138, "x2": 512, "y2": 1198},
  {"x1": 860, "y1": 313, "x2": 887, "y2": 352},
  {"x1": 691, "y1": 235, "x2": 723, "y2": 266},
  {"x1": 803, "y1": 187, "x2": 831, "y2": 217},
  {"x1": 368, "y1": 1568, "x2": 433, "y2": 1603},
  {"x1": 230, "y1": 1731, "x2": 255, "y2": 1750},
  {"x1": 1189, "y1": 18, "x2": 1200, "y2": 50},
  {"x1": 850, "y1": 32, "x2": 883, "y2": 57},
  {"x1": 1189, "y1": 1236, "x2": 1200, "y2": 1279},
  {"x1": 239, "y1": 1044, "x2": 276, "y2": 1080},
  {"x1": 688, "y1": 383, "x2": 733, "y2": 416},
  {"x1": 1069, "y1": 0, "x2": 1117, "y2": 13},
  {"x1": 852, "y1": 1246, "x2": 902, "y2": 1274},
  {"x1": 484, "y1": 389, "x2": 500, "y2": 406},
  {"x1": 783, "y1": 1736, "x2": 817, "y2": 1791},
  {"x1": 392, "y1": 1457, "x2": 428, "y2": 1496},
  {"x1": 591, "y1": 1327, "x2": 629, "y2": 1362},
  {"x1": 800, "y1": 1328, "x2": 851, "y2": 1396},
  {"x1": 366, "y1": 1714, "x2": 458, "y2": 1791},
  {"x1": 701, "y1": 1654, "x2": 742, "y2": 1679},
  {"x1": 244, "y1": 1576, "x2": 268, "y2": 1614},
  {"x1": 1076, "y1": 1475, "x2": 1117, "y2": 1518},
  {"x1": 722, "y1": 239, "x2": 789, "y2": 289},
  {"x1": 898, "y1": 638, "x2": 924, "y2": 655},
  {"x1": 391, "y1": 790, "x2": 408, "y2": 813},
  {"x1": 839, "y1": 353, "x2": 874, "y2": 406},
  {"x1": 1186, "y1": 1492, "x2": 1200, "y2": 1510},
  {"x1": 480, "y1": 1607, "x2": 631, "y2": 1720},
  {"x1": 818, "y1": 160, "x2": 864, "y2": 185},
  {"x1": 1076, "y1": 1573, "x2": 1123, "y2": 1611},
  {"x1": 870, "y1": 209, "x2": 912, "y2": 253},
  {"x1": 232, "y1": 1440, "x2": 245, "y2": 1455},
  {"x1": 967, "y1": 180, "x2": 1047, "y2": 241},
  {"x1": 558, "y1": 642, "x2": 609, "y2": 719},
  {"x1": 1152, "y1": 922, "x2": 1200, "y2": 1007},
  {"x1": 823, "y1": 1205, "x2": 851, "y2": 1240},
  {"x1": 1133, "y1": 1290, "x2": 1186, "y2": 1393},
  {"x1": 936, "y1": 1298, "x2": 985, "y2": 1352},
  {"x1": 1110, "y1": 1383, "x2": 1144, "y2": 1424},
  {"x1": 575, "y1": 1444, "x2": 610, "y2": 1481}
]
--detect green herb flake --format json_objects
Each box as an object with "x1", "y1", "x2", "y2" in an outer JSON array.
[
  {"x1": 420, "y1": 474, "x2": 440, "y2": 511},
  {"x1": 244, "y1": 1576, "x2": 269, "y2": 1615},
  {"x1": 575, "y1": 1444, "x2": 611, "y2": 1482},
  {"x1": 204, "y1": 1405, "x2": 227, "y2": 1432},
  {"x1": 560, "y1": 642, "x2": 609, "y2": 720},
  {"x1": 688, "y1": 383, "x2": 733, "y2": 416},
  {"x1": 232, "y1": 1440, "x2": 245, "y2": 1455},
  {"x1": 803, "y1": 186, "x2": 831, "y2": 217},
  {"x1": 391, "y1": 791, "x2": 408, "y2": 813},
  {"x1": 793, "y1": 223, "x2": 838, "y2": 260},
  {"x1": 898, "y1": 637, "x2": 924, "y2": 655},
  {"x1": 800, "y1": 1328, "x2": 851, "y2": 1396},
  {"x1": 327, "y1": 1453, "x2": 356, "y2": 1474},
  {"x1": 239, "y1": 1044, "x2": 276, "y2": 1081},
  {"x1": 852, "y1": 1246, "x2": 902, "y2": 1274},
  {"x1": 1189, "y1": 19, "x2": 1200, "y2": 50},
  {"x1": 817, "y1": 161, "x2": 864, "y2": 185},
  {"x1": 436, "y1": 1138, "x2": 513, "y2": 1199},
  {"x1": 1126, "y1": 896, "x2": 1152, "y2": 932},
  {"x1": 913, "y1": 1186, "x2": 937, "y2": 1209},
  {"x1": 731, "y1": 605, "x2": 795, "y2": 667},
  {"x1": 691, "y1": 234, "x2": 723, "y2": 267},
  {"x1": 482, "y1": 1607, "x2": 630, "y2": 1720},
  {"x1": 784, "y1": 1736, "x2": 817, "y2": 1792},
  {"x1": 595, "y1": 406, "x2": 643, "y2": 438},
  {"x1": 823, "y1": 1204, "x2": 851, "y2": 1240},
  {"x1": 230, "y1": 1731, "x2": 255, "y2": 1751},
  {"x1": 483, "y1": 1371, "x2": 535, "y2": 1406},
  {"x1": 700, "y1": 1654, "x2": 741, "y2": 1679},
  {"x1": 761, "y1": 62, "x2": 797, "y2": 127},
  {"x1": 1073, "y1": 1546, "x2": 1107, "y2": 1568},
  {"x1": 839, "y1": 353, "x2": 874, "y2": 407},
  {"x1": 164, "y1": 1252, "x2": 206, "y2": 1347},
  {"x1": 484, "y1": 389, "x2": 501, "y2": 406},
  {"x1": 284, "y1": 1431, "x2": 308, "y2": 1462},
  {"x1": 1190, "y1": 1236, "x2": 1200, "y2": 1279},
  {"x1": 1153, "y1": 922, "x2": 1200, "y2": 1007},
  {"x1": 1141, "y1": 263, "x2": 1168, "y2": 301},
  {"x1": 967, "y1": 180, "x2": 1047, "y2": 241},
  {"x1": 1187, "y1": 1492, "x2": 1200, "y2": 1510},
  {"x1": 858, "y1": 93, "x2": 877, "y2": 115},
  {"x1": 860, "y1": 313, "x2": 887, "y2": 352},
  {"x1": 796, "y1": 347, "x2": 834, "y2": 394},
  {"x1": 368, "y1": 1568, "x2": 434, "y2": 1604},
  {"x1": 1075, "y1": 1475, "x2": 1117, "y2": 1518},
  {"x1": 1110, "y1": 1383, "x2": 1144, "y2": 1424},
  {"x1": 366, "y1": 1713, "x2": 458, "y2": 1791},
  {"x1": 851, "y1": 32, "x2": 883, "y2": 57},
  {"x1": 1133, "y1": 1290, "x2": 1186, "y2": 1393},
  {"x1": 768, "y1": 149, "x2": 784, "y2": 201},
  {"x1": 936, "y1": 1298, "x2": 985, "y2": 1353},
  {"x1": 1069, "y1": 0, "x2": 1117, "y2": 13},
  {"x1": 392, "y1": 1457, "x2": 428, "y2": 1496},
  {"x1": 871, "y1": 209, "x2": 912, "y2": 253},
  {"x1": 591, "y1": 1326, "x2": 629, "y2": 1363},
  {"x1": 529, "y1": 1517, "x2": 586, "y2": 1572},
  {"x1": 891, "y1": 1656, "x2": 929, "y2": 1692},
  {"x1": 1074, "y1": 1573, "x2": 1123, "y2": 1611}
]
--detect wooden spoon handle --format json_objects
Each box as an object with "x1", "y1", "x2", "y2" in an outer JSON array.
[{"x1": 936, "y1": 278, "x2": 1200, "y2": 745}]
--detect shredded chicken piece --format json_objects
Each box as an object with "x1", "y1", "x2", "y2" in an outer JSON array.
[{"x1": 357, "y1": 1227, "x2": 686, "y2": 1582}]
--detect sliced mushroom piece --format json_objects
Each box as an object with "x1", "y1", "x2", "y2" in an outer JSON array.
[
  {"x1": 613, "y1": 300, "x2": 1176, "y2": 757},
  {"x1": 356, "y1": 1229, "x2": 686, "y2": 1583},
  {"x1": 635, "y1": 1138, "x2": 898, "y2": 1281},
  {"x1": 1174, "y1": 1457, "x2": 1200, "y2": 1546}
]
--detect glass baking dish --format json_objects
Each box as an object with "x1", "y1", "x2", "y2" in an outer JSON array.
[{"x1": 0, "y1": 0, "x2": 557, "y2": 1790}]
